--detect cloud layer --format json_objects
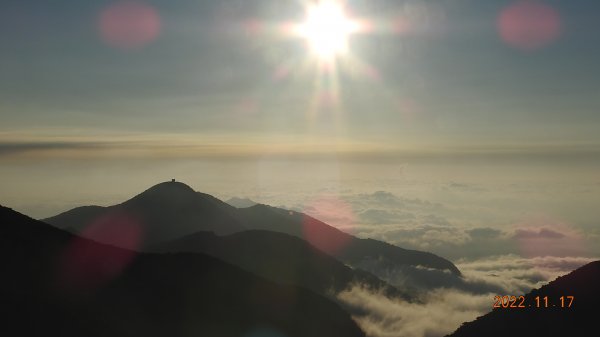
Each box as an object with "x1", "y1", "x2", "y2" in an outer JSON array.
[
  {"x1": 290, "y1": 189, "x2": 600, "y2": 260},
  {"x1": 339, "y1": 286, "x2": 493, "y2": 337},
  {"x1": 338, "y1": 255, "x2": 597, "y2": 337}
]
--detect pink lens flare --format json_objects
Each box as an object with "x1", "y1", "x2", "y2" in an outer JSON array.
[
  {"x1": 513, "y1": 215, "x2": 587, "y2": 258},
  {"x1": 498, "y1": 0, "x2": 562, "y2": 51},
  {"x1": 57, "y1": 211, "x2": 143, "y2": 292},
  {"x1": 99, "y1": 1, "x2": 161, "y2": 50},
  {"x1": 302, "y1": 196, "x2": 355, "y2": 255}
]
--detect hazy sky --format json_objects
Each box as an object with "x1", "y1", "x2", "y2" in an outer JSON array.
[
  {"x1": 2, "y1": 0, "x2": 600, "y2": 146},
  {"x1": 1, "y1": 0, "x2": 600, "y2": 227}
]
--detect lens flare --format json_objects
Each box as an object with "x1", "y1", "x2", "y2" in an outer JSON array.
[
  {"x1": 99, "y1": 1, "x2": 161, "y2": 50},
  {"x1": 498, "y1": 0, "x2": 561, "y2": 51},
  {"x1": 58, "y1": 212, "x2": 142, "y2": 292},
  {"x1": 301, "y1": 196, "x2": 355, "y2": 254},
  {"x1": 513, "y1": 215, "x2": 587, "y2": 258}
]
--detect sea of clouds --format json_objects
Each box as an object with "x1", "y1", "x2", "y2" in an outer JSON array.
[{"x1": 233, "y1": 178, "x2": 599, "y2": 337}]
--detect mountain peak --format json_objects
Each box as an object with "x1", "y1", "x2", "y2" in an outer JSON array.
[
  {"x1": 130, "y1": 180, "x2": 197, "y2": 202},
  {"x1": 147, "y1": 180, "x2": 195, "y2": 192},
  {"x1": 45, "y1": 180, "x2": 247, "y2": 245}
]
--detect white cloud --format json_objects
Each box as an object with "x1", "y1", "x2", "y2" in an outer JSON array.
[
  {"x1": 294, "y1": 189, "x2": 599, "y2": 260},
  {"x1": 457, "y1": 255, "x2": 598, "y2": 294},
  {"x1": 338, "y1": 286, "x2": 493, "y2": 337},
  {"x1": 338, "y1": 255, "x2": 598, "y2": 337}
]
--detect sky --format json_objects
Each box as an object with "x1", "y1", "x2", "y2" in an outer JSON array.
[
  {"x1": 1, "y1": 1, "x2": 600, "y2": 336},
  {"x1": 1, "y1": 0, "x2": 599, "y2": 230},
  {"x1": 2, "y1": 0, "x2": 600, "y2": 150}
]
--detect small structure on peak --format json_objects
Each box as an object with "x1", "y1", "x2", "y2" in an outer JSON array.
[{"x1": 171, "y1": 178, "x2": 176, "y2": 183}]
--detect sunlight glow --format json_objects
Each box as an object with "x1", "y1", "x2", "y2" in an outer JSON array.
[
  {"x1": 277, "y1": 0, "x2": 382, "y2": 125},
  {"x1": 296, "y1": 1, "x2": 359, "y2": 60}
]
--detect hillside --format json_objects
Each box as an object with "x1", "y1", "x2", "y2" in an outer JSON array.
[
  {"x1": 151, "y1": 229, "x2": 408, "y2": 301},
  {"x1": 43, "y1": 181, "x2": 461, "y2": 283},
  {"x1": 238, "y1": 204, "x2": 462, "y2": 276},
  {"x1": 0, "y1": 205, "x2": 365, "y2": 337},
  {"x1": 44, "y1": 181, "x2": 246, "y2": 244},
  {"x1": 447, "y1": 260, "x2": 600, "y2": 337}
]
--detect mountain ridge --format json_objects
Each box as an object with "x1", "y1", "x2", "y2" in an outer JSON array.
[
  {"x1": 446, "y1": 260, "x2": 600, "y2": 337},
  {"x1": 226, "y1": 196, "x2": 258, "y2": 208},
  {"x1": 1, "y1": 204, "x2": 366, "y2": 337},
  {"x1": 151, "y1": 229, "x2": 410, "y2": 302},
  {"x1": 44, "y1": 180, "x2": 247, "y2": 244},
  {"x1": 44, "y1": 181, "x2": 462, "y2": 281},
  {"x1": 239, "y1": 203, "x2": 462, "y2": 276}
]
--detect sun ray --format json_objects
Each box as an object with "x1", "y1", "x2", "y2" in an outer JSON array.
[
  {"x1": 263, "y1": 1, "x2": 406, "y2": 132},
  {"x1": 294, "y1": 1, "x2": 360, "y2": 62}
]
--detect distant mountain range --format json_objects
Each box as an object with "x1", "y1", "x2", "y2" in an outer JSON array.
[
  {"x1": 151, "y1": 230, "x2": 408, "y2": 302},
  {"x1": 44, "y1": 181, "x2": 461, "y2": 285},
  {"x1": 0, "y1": 205, "x2": 365, "y2": 337},
  {"x1": 226, "y1": 197, "x2": 258, "y2": 208},
  {"x1": 447, "y1": 260, "x2": 600, "y2": 337},
  {"x1": 237, "y1": 204, "x2": 461, "y2": 276}
]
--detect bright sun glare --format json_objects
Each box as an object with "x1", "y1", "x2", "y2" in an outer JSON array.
[{"x1": 296, "y1": 1, "x2": 358, "y2": 60}]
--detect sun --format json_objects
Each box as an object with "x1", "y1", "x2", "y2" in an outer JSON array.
[{"x1": 296, "y1": 1, "x2": 359, "y2": 60}]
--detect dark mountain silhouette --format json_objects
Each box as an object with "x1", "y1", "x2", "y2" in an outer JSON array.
[
  {"x1": 237, "y1": 204, "x2": 462, "y2": 276},
  {"x1": 44, "y1": 181, "x2": 461, "y2": 280},
  {"x1": 44, "y1": 181, "x2": 246, "y2": 244},
  {"x1": 0, "y1": 205, "x2": 365, "y2": 337},
  {"x1": 447, "y1": 260, "x2": 600, "y2": 337},
  {"x1": 226, "y1": 197, "x2": 258, "y2": 208},
  {"x1": 151, "y1": 230, "x2": 408, "y2": 301}
]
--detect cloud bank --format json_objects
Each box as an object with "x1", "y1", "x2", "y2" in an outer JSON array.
[
  {"x1": 338, "y1": 287, "x2": 492, "y2": 337},
  {"x1": 339, "y1": 255, "x2": 597, "y2": 337}
]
